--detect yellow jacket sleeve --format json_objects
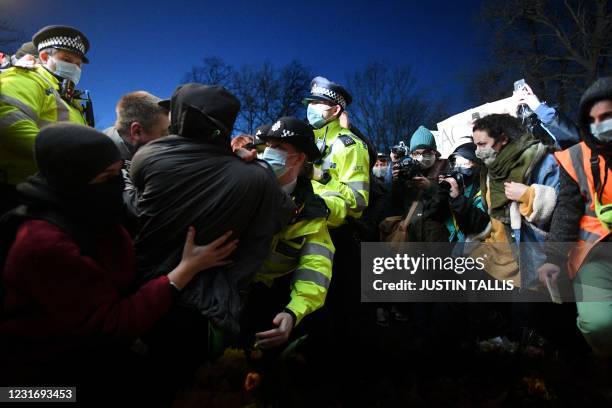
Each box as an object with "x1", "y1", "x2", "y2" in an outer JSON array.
[
  {"x1": 0, "y1": 68, "x2": 45, "y2": 157},
  {"x1": 313, "y1": 138, "x2": 370, "y2": 228},
  {"x1": 286, "y1": 219, "x2": 335, "y2": 325}
]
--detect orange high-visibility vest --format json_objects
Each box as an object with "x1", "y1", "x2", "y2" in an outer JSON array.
[{"x1": 554, "y1": 142, "x2": 611, "y2": 278}]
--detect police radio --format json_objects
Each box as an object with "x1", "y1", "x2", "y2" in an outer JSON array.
[
  {"x1": 60, "y1": 79, "x2": 75, "y2": 103},
  {"x1": 82, "y1": 90, "x2": 95, "y2": 128}
]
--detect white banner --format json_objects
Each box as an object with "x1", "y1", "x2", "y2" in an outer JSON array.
[{"x1": 435, "y1": 97, "x2": 518, "y2": 158}]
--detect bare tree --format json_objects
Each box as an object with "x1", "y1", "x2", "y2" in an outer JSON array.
[
  {"x1": 346, "y1": 63, "x2": 446, "y2": 153},
  {"x1": 470, "y1": 0, "x2": 612, "y2": 114},
  {"x1": 183, "y1": 57, "x2": 233, "y2": 86},
  {"x1": 185, "y1": 57, "x2": 312, "y2": 134}
]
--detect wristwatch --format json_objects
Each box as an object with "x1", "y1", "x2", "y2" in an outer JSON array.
[{"x1": 169, "y1": 280, "x2": 181, "y2": 295}]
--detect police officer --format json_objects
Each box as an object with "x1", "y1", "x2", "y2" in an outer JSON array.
[
  {"x1": 244, "y1": 116, "x2": 334, "y2": 349},
  {"x1": 303, "y1": 76, "x2": 370, "y2": 228},
  {"x1": 303, "y1": 77, "x2": 370, "y2": 359},
  {"x1": 0, "y1": 25, "x2": 92, "y2": 211}
]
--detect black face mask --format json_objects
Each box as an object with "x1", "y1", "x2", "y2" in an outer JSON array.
[
  {"x1": 453, "y1": 166, "x2": 476, "y2": 178},
  {"x1": 65, "y1": 176, "x2": 125, "y2": 226}
]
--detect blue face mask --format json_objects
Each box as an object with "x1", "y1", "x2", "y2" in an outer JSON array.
[
  {"x1": 51, "y1": 57, "x2": 82, "y2": 86},
  {"x1": 307, "y1": 104, "x2": 331, "y2": 129},
  {"x1": 261, "y1": 147, "x2": 289, "y2": 178}
]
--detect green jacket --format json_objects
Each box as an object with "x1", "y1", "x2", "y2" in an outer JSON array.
[
  {"x1": 254, "y1": 177, "x2": 334, "y2": 325},
  {"x1": 0, "y1": 65, "x2": 86, "y2": 185},
  {"x1": 311, "y1": 119, "x2": 370, "y2": 228}
]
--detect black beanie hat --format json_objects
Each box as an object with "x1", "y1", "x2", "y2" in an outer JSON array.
[
  {"x1": 451, "y1": 142, "x2": 477, "y2": 163},
  {"x1": 34, "y1": 123, "x2": 120, "y2": 190}
]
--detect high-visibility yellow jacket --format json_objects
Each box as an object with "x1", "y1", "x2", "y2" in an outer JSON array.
[
  {"x1": 0, "y1": 65, "x2": 86, "y2": 185},
  {"x1": 254, "y1": 177, "x2": 334, "y2": 326},
  {"x1": 311, "y1": 119, "x2": 370, "y2": 228}
]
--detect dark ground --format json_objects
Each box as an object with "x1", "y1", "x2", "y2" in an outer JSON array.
[{"x1": 169, "y1": 302, "x2": 612, "y2": 408}]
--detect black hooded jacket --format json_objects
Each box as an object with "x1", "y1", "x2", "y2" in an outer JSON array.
[{"x1": 130, "y1": 87, "x2": 294, "y2": 336}]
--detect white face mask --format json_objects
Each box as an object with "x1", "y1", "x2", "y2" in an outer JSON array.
[
  {"x1": 475, "y1": 146, "x2": 498, "y2": 167},
  {"x1": 412, "y1": 152, "x2": 436, "y2": 169},
  {"x1": 48, "y1": 56, "x2": 82, "y2": 85},
  {"x1": 591, "y1": 118, "x2": 612, "y2": 143},
  {"x1": 373, "y1": 166, "x2": 386, "y2": 178}
]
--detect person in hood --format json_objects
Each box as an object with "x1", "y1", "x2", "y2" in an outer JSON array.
[
  {"x1": 129, "y1": 83, "x2": 295, "y2": 391},
  {"x1": 0, "y1": 123, "x2": 236, "y2": 400},
  {"x1": 539, "y1": 77, "x2": 612, "y2": 357},
  {"x1": 0, "y1": 25, "x2": 94, "y2": 214},
  {"x1": 436, "y1": 142, "x2": 488, "y2": 243}
]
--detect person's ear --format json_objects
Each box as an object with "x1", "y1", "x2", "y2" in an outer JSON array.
[
  {"x1": 333, "y1": 105, "x2": 342, "y2": 117},
  {"x1": 129, "y1": 122, "x2": 143, "y2": 145},
  {"x1": 289, "y1": 152, "x2": 305, "y2": 166},
  {"x1": 39, "y1": 50, "x2": 49, "y2": 64}
]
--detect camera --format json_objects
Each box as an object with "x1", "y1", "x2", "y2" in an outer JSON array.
[
  {"x1": 395, "y1": 156, "x2": 423, "y2": 181},
  {"x1": 391, "y1": 141, "x2": 408, "y2": 159},
  {"x1": 438, "y1": 171, "x2": 466, "y2": 196}
]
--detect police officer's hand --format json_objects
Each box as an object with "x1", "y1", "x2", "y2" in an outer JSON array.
[
  {"x1": 168, "y1": 228, "x2": 239, "y2": 289},
  {"x1": 538, "y1": 263, "x2": 561, "y2": 286},
  {"x1": 504, "y1": 181, "x2": 529, "y2": 202},
  {"x1": 412, "y1": 176, "x2": 432, "y2": 190},
  {"x1": 441, "y1": 177, "x2": 460, "y2": 198},
  {"x1": 254, "y1": 312, "x2": 294, "y2": 349}
]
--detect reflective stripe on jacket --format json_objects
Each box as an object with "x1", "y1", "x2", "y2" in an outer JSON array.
[
  {"x1": 254, "y1": 215, "x2": 334, "y2": 325},
  {"x1": 0, "y1": 66, "x2": 86, "y2": 185},
  {"x1": 554, "y1": 141, "x2": 612, "y2": 278},
  {"x1": 311, "y1": 119, "x2": 370, "y2": 228}
]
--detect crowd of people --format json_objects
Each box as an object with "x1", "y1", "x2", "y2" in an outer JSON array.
[{"x1": 1, "y1": 24, "x2": 611, "y2": 405}]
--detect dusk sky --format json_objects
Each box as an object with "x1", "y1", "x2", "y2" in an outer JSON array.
[{"x1": 2, "y1": 0, "x2": 490, "y2": 130}]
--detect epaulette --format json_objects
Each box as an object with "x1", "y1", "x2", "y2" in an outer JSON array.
[{"x1": 337, "y1": 134, "x2": 356, "y2": 147}]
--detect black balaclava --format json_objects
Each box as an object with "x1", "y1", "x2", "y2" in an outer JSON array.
[{"x1": 18, "y1": 123, "x2": 123, "y2": 228}]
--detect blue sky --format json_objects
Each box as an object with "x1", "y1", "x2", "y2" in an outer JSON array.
[{"x1": 2, "y1": 0, "x2": 489, "y2": 129}]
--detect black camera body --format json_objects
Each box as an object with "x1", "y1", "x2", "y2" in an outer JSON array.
[
  {"x1": 391, "y1": 141, "x2": 408, "y2": 159},
  {"x1": 396, "y1": 156, "x2": 423, "y2": 181},
  {"x1": 439, "y1": 171, "x2": 466, "y2": 194}
]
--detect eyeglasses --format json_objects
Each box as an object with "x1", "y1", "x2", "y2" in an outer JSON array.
[{"x1": 410, "y1": 151, "x2": 435, "y2": 159}]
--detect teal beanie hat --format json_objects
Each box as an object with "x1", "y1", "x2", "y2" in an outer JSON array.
[{"x1": 410, "y1": 125, "x2": 437, "y2": 151}]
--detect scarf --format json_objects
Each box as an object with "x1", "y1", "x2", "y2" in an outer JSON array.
[{"x1": 480, "y1": 133, "x2": 539, "y2": 220}]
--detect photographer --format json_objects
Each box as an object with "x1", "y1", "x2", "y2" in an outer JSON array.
[
  {"x1": 386, "y1": 125, "x2": 448, "y2": 242},
  {"x1": 435, "y1": 142, "x2": 489, "y2": 243}
]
